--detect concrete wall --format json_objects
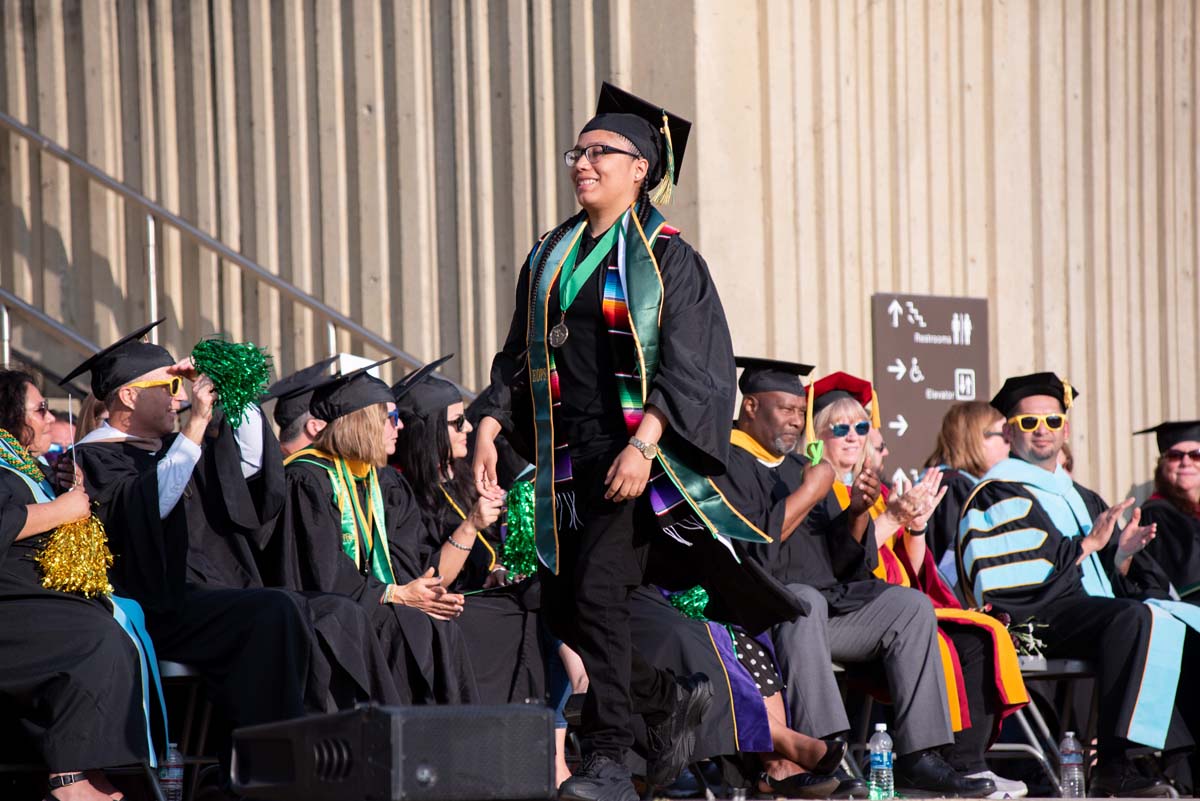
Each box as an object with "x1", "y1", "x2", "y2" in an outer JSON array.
[{"x1": 1, "y1": 0, "x2": 1196, "y2": 501}]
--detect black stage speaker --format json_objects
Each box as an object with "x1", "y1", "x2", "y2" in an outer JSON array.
[{"x1": 231, "y1": 703, "x2": 556, "y2": 801}]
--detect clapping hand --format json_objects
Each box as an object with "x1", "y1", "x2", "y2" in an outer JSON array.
[{"x1": 887, "y1": 469, "x2": 948, "y2": 531}]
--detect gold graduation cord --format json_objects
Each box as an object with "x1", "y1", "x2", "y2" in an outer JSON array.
[{"x1": 439, "y1": 485, "x2": 497, "y2": 571}]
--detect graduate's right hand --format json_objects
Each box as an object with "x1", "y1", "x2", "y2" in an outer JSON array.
[
  {"x1": 847, "y1": 467, "x2": 881, "y2": 515},
  {"x1": 54, "y1": 485, "x2": 92, "y2": 524},
  {"x1": 472, "y1": 415, "x2": 503, "y2": 496}
]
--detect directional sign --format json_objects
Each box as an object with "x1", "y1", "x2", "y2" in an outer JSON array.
[{"x1": 871, "y1": 294, "x2": 989, "y2": 485}]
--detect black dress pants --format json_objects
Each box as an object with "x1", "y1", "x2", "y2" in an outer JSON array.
[
  {"x1": 945, "y1": 626, "x2": 995, "y2": 773},
  {"x1": 538, "y1": 456, "x2": 677, "y2": 759}
]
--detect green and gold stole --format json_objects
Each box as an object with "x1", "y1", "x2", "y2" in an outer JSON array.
[{"x1": 285, "y1": 448, "x2": 396, "y2": 584}]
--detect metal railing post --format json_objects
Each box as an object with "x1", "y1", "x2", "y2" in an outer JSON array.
[
  {"x1": 326, "y1": 322, "x2": 337, "y2": 359},
  {"x1": 146, "y1": 215, "x2": 159, "y2": 342},
  {"x1": 1, "y1": 304, "x2": 10, "y2": 369}
]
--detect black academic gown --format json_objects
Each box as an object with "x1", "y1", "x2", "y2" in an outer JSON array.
[
  {"x1": 76, "y1": 415, "x2": 400, "y2": 731},
  {"x1": 1140, "y1": 498, "x2": 1200, "y2": 603},
  {"x1": 723, "y1": 450, "x2": 888, "y2": 617},
  {"x1": 926, "y1": 468, "x2": 978, "y2": 567},
  {"x1": 268, "y1": 458, "x2": 477, "y2": 704},
  {"x1": 0, "y1": 471, "x2": 155, "y2": 771},
  {"x1": 415, "y1": 479, "x2": 545, "y2": 705},
  {"x1": 959, "y1": 475, "x2": 1196, "y2": 751}
]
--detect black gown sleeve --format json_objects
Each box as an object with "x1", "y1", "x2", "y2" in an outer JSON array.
[
  {"x1": 927, "y1": 470, "x2": 974, "y2": 564},
  {"x1": 378, "y1": 468, "x2": 437, "y2": 584},
  {"x1": 196, "y1": 409, "x2": 286, "y2": 550},
  {"x1": 0, "y1": 475, "x2": 30, "y2": 562},
  {"x1": 271, "y1": 463, "x2": 388, "y2": 609},
  {"x1": 476, "y1": 255, "x2": 536, "y2": 460},
  {"x1": 76, "y1": 441, "x2": 189, "y2": 612},
  {"x1": 1141, "y1": 500, "x2": 1200, "y2": 599},
  {"x1": 646, "y1": 235, "x2": 738, "y2": 477}
]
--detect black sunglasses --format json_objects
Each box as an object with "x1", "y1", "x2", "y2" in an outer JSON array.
[{"x1": 447, "y1": 415, "x2": 468, "y2": 433}]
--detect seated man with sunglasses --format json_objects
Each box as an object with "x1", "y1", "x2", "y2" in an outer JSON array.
[
  {"x1": 717, "y1": 362, "x2": 995, "y2": 798},
  {"x1": 960, "y1": 372, "x2": 1200, "y2": 797},
  {"x1": 67, "y1": 322, "x2": 404, "y2": 785}
]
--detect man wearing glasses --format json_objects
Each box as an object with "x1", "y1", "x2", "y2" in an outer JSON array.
[{"x1": 959, "y1": 372, "x2": 1199, "y2": 797}]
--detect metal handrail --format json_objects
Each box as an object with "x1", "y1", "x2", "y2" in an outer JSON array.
[
  {"x1": 0, "y1": 108, "x2": 445, "y2": 384},
  {"x1": 0, "y1": 287, "x2": 101, "y2": 357}
]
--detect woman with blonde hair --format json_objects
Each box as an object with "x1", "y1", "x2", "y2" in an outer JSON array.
[
  {"x1": 268, "y1": 360, "x2": 478, "y2": 704},
  {"x1": 922, "y1": 401, "x2": 1010, "y2": 584},
  {"x1": 811, "y1": 374, "x2": 1029, "y2": 798}
]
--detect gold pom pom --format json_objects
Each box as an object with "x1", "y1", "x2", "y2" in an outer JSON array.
[{"x1": 35, "y1": 515, "x2": 114, "y2": 598}]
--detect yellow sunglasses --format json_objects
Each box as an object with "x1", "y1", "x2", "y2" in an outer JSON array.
[
  {"x1": 127, "y1": 376, "x2": 183, "y2": 396},
  {"x1": 1007, "y1": 413, "x2": 1066, "y2": 433}
]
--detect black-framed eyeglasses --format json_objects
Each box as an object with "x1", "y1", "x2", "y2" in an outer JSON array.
[
  {"x1": 830, "y1": 421, "x2": 871, "y2": 438},
  {"x1": 563, "y1": 144, "x2": 641, "y2": 168},
  {"x1": 447, "y1": 414, "x2": 468, "y2": 433},
  {"x1": 387, "y1": 410, "x2": 401, "y2": 428}
]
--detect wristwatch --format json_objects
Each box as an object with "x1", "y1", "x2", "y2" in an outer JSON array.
[{"x1": 628, "y1": 436, "x2": 660, "y2": 460}]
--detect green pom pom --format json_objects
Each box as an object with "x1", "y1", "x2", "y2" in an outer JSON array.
[
  {"x1": 191, "y1": 338, "x2": 272, "y2": 428},
  {"x1": 501, "y1": 480, "x2": 538, "y2": 579},
  {"x1": 669, "y1": 585, "x2": 710, "y2": 621}
]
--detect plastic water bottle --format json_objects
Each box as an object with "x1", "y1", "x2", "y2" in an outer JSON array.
[
  {"x1": 1058, "y1": 730, "x2": 1085, "y2": 798},
  {"x1": 867, "y1": 723, "x2": 894, "y2": 800},
  {"x1": 159, "y1": 742, "x2": 184, "y2": 801}
]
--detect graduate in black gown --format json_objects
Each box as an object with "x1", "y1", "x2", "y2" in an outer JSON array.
[
  {"x1": 1136, "y1": 421, "x2": 1200, "y2": 602},
  {"x1": 958, "y1": 373, "x2": 1200, "y2": 796},
  {"x1": 67, "y1": 324, "x2": 401, "y2": 772},
  {"x1": 268, "y1": 360, "x2": 478, "y2": 704},
  {"x1": 389, "y1": 360, "x2": 545, "y2": 706},
  {"x1": 0, "y1": 371, "x2": 163, "y2": 801},
  {"x1": 474, "y1": 83, "x2": 817, "y2": 801}
]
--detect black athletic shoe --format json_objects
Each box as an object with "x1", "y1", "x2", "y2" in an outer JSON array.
[
  {"x1": 1090, "y1": 759, "x2": 1171, "y2": 798},
  {"x1": 643, "y1": 672, "x2": 714, "y2": 787},
  {"x1": 559, "y1": 753, "x2": 639, "y2": 801},
  {"x1": 894, "y1": 750, "x2": 995, "y2": 798}
]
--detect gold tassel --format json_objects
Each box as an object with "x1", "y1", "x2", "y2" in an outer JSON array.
[
  {"x1": 870, "y1": 388, "x2": 882, "y2": 429},
  {"x1": 649, "y1": 112, "x2": 675, "y2": 206},
  {"x1": 1062, "y1": 380, "x2": 1074, "y2": 410},
  {"x1": 35, "y1": 515, "x2": 114, "y2": 598}
]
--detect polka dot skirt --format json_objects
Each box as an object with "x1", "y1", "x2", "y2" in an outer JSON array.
[{"x1": 732, "y1": 630, "x2": 783, "y2": 698}]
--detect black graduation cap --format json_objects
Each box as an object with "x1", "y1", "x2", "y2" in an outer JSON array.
[
  {"x1": 1134, "y1": 421, "x2": 1200, "y2": 453},
  {"x1": 59, "y1": 319, "x2": 175, "y2": 400},
  {"x1": 262, "y1": 355, "x2": 339, "y2": 430},
  {"x1": 580, "y1": 82, "x2": 692, "y2": 202},
  {"x1": 391, "y1": 355, "x2": 456, "y2": 416},
  {"x1": 735, "y1": 356, "x2": 814, "y2": 397},
  {"x1": 990, "y1": 372, "x2": 1079, "y2": 417},
  {"x1": 300, "y1": 357, "x2": 397, "y2": 423}
]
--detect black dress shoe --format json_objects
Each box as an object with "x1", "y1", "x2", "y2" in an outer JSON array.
[
  {"x1": 643, "y1": 672, "x2": 714, "y2": 787},
  {"x1": 1090, "y1": 759, "x2": 1171, "y2": 798},
  {"x1": 830, "y1": 775, "x2": 868, "y2": 799},
  {"x1": 813, "y1": 738, "x2": 849, "y2": 775},
  {"x1": 559, "y1": 754, "x2": 639, "y2": 801},
  {"x1": 758, "y1": 771, "x2": 842, "y2": 799},
  {"x1": 894, "y1": 750, "x2": 995, "y2": 798}
]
